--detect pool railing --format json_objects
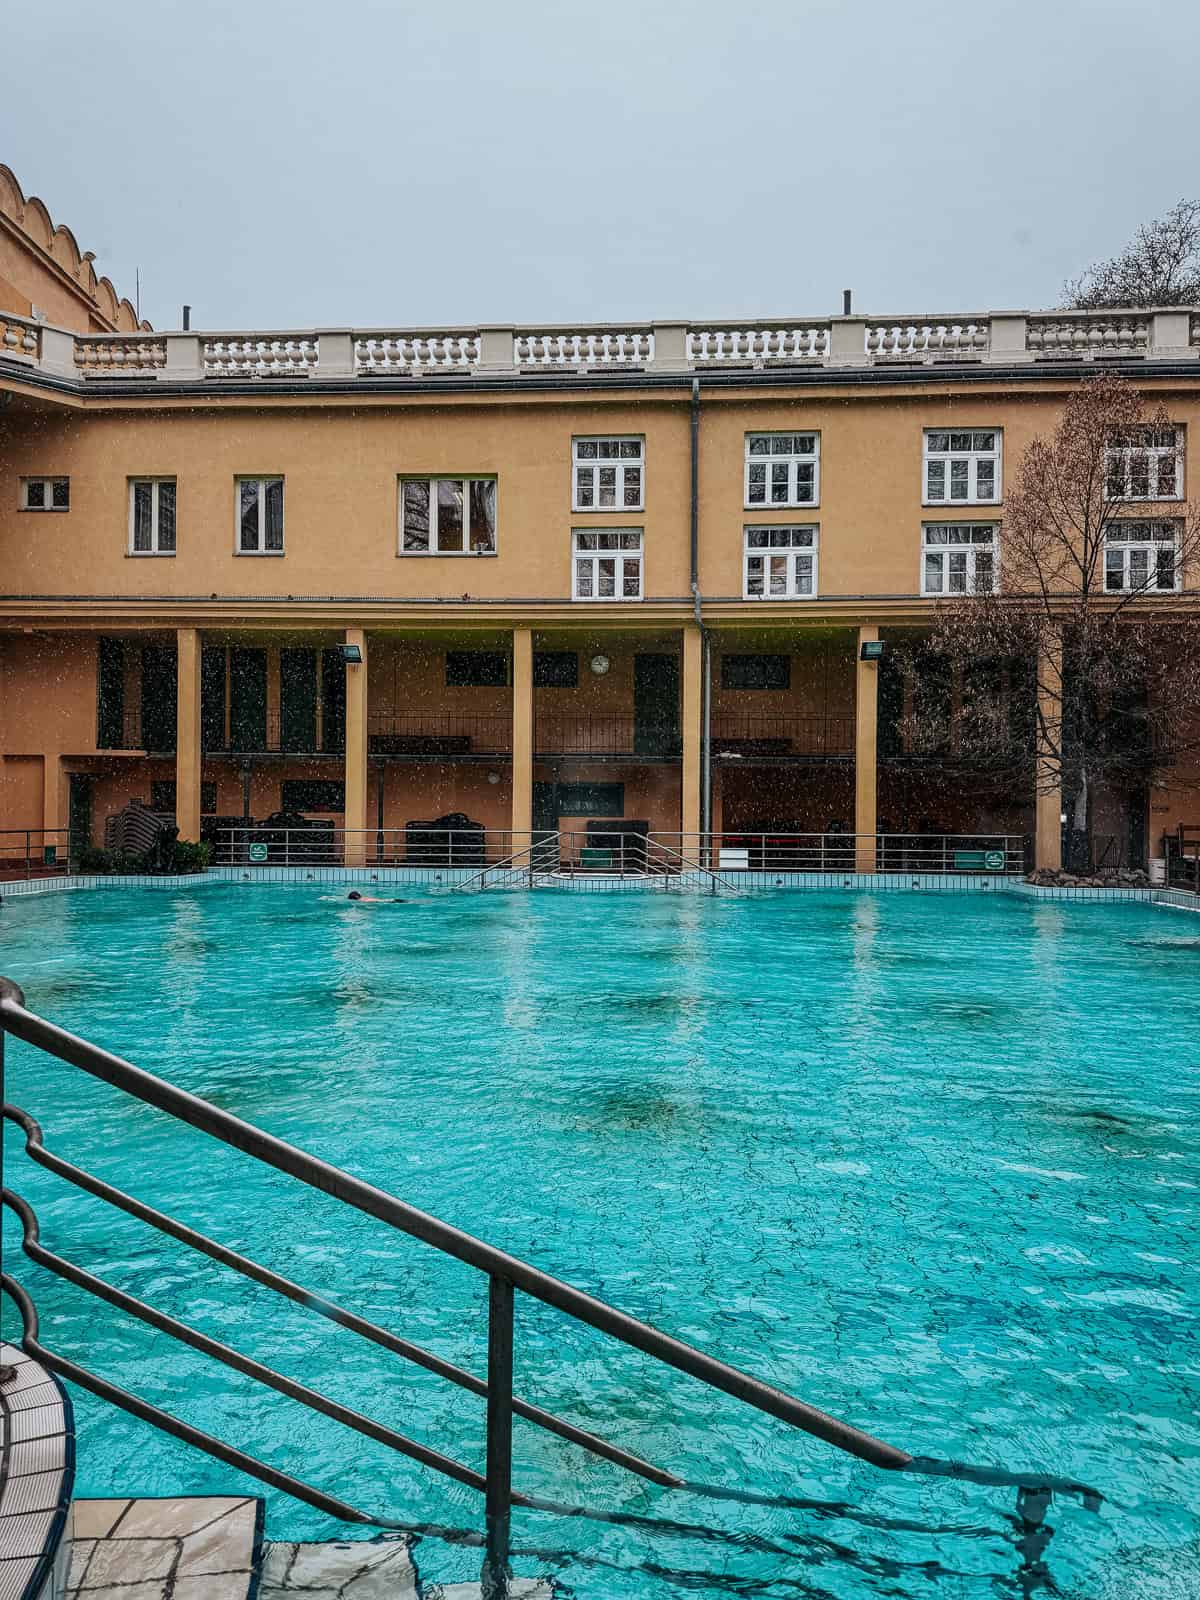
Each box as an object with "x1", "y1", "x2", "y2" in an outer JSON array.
[{"x1": 1, "y1": 975, "x2": 1098, "y2": 1597}]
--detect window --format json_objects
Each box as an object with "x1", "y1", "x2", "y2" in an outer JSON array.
[
  {"x1": 401, "y1": 477, "x2": 497, "y2": 553},
  {"x1": 744, "y1": 526, "x2": 818, "y2": 598},
  {"x1": 280, "y1": 779, "x2": 345, "y2": 813},
  {"x1": 151, "y1": 780, "x2": 217, "y2": 815},
  {"x1": 1105, "y1": 427, "x2": 1182, "y2": 501},
  {"x1": 923, "y1": 430, "x2": 1001, "y2": 504},
  {"x1": 445, "y1": 650, "x2": 508, "y2": 687},
  {"x1": 129, "y1": 479, "x2": 177, "y2": 554},
  {"x1": 556, "y1": 782, "x2": 624, "y2": 816},
  {"x1": 721, "y1": 654, "x2": 791, "y2": 690},
  {"x1": 533, "y1": 651, "x2": 579, "y2": 687},
  {"x1": 922, "y1": 523, "x2": 998, "y2": 595},
  {"x1": 237, "y1": 477, "x2": 285, "y2": 553},
  {"x1": 20, "y1": 477, "x2": 69, "y2": 511},
  {"x1": 573, "y1": 530, "x2": 643, "y2": 600},
  {"x1": 573, "y1": 438, "x2": 643, "y2": 510},
  {"x1": 745, "y1": 434, "x2": 819, "y2": 508},
  {"x1": 1104, "y1": 520, "x2": 1179, "y2": 593}
]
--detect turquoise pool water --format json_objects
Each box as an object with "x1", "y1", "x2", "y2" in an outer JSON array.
[{"x1": 1, "y1": 885, "x2": 1198, "y2": 1597}]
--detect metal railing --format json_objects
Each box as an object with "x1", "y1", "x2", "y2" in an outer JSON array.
[
  {"x1": 710, "y1": 714, "x2": 855, "y2": 758},
  {"x1": 674, "y1": 832, "x2": 1027, "y2": 875},
  {"x1": 0, "y1": 828, "x2": 74, "y2": 877},
  {"x1": 533, "y1": 714, "x2": 681, "y2": 758},
  {"x1": 0, "y1": 977, "x2": 1100, "y2": 1596},
  {"x1": 369, "y1": 712, "x2": 512, "y2": 756}
]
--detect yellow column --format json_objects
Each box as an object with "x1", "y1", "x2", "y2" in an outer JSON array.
[
  {"x1": 1035, "y1": 628, "x2": 1063, "y2": 872},
  {"x1": 855, "y1": 625, "x2": 879, "y2": 873},
  {"x1": 175, "y1": 627, "x2": 202, "y2": 843},
  {"x1": 511, "y1": 627, "x2": 533, "y2": 842},
  {"x1": 344, "y1": 628, "x2": 369, "y2": 865},
  {"x1": 682, "y1": 624, "x2": 703, "y2": 841}
]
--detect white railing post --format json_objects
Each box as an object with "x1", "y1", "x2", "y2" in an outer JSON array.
[
  {"x1": 650, "y1": 322, "x2": 689, "y2": 371},
  {"x1": 985, "y1": 313, "x2": 1031, "y2": 364},
  {"x1": 163, "y1": 333, "x2": 203, "y2": 381},
  {"x1": 316, "y1": 330, "x2": 355, "y2": 379},
  {"x1": 827, "y1": 316, "x2": 869, "y2": 367},
  {"x1": 1149, "y1": 310, "x2": 1193, "y2": 360},
  {"x1": 477, "y1": 327, "x2": 517, "y2": 372}
]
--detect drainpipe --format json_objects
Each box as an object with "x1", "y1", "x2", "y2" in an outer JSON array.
[{"x1": 689, "y1": 377, "x2": 712, "y2": 839}]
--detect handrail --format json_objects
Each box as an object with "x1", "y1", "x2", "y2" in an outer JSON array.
[
  {"x1": 455, "y1": 839, "x2": 540, "y2": 893},
  {"x1": 0, "y1": 976, "x2": 1102, "y2": 1595},
  {"x1": 645, "y1": 835, "x2": 744, "y2": 895}
]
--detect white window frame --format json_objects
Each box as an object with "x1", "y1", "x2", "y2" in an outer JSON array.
[
  {"x1": 923, "y1": 430, "x2": 1002, "y2": 505},
  {"x1": 744, "y1": 433, "x2": 820, "y2": 509},
  {"x1": 1103, "y1": 520, "x2": 1180, "y2": 593},
  {"x1": 921, "y1": 523, "x2": 999, "y2": 596},
  {"x1": 743, "y1": 525, "x2": 818, "y2": 599},
  {"x1": 1104, "y1": 427, "x2": 1183, "y2": 502},
  {"x1": 572, "y1": 437, "x2": 644, "y2": 512},
  {"x1": 20, "y1": 477, "x2": 70, "y2": 512},
  {"x1": 236, "y1": 476, "x2": 285, "y2": 555},
  {"x1": 399, "y1": 476, "x2": 498, "y2": 555},
  {"x1": 128, "y1": 478, "x2": 177, "y2": 556},
  {"x1": 572, "y1": 529, "x2": 643, "y2": 601}
]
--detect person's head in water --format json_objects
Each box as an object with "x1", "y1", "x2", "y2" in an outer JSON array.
[{"x1": 347, "y1": 890, "x2": 362, "y2": 900}]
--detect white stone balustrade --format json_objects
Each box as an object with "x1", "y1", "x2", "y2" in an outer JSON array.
[
  {"x1": 688, "y1": 324, "x2": 830, "y2": 364},
  {"x1": 354, "y1": 332, "x2": 480, "y2": 373},
  {"x1": 75, "y1": 335, "x2": 168, "y2": 373},
  {"x1": 1025, "y1": 312, "x2": 1149, "y2": 357},
  {"x1": 867, "y1": 320, "x2": 990, "y2": 360},
  {"x1": 202, "y1": 336, "x2": 319, "y2": 378},
  {"x1": 4, "y1": 308, "x2": 1200, "y2": 383},
  {"x1": 515, "y1": 330, "x2": 652, "y2": 368},
  {"x1": 0, "y1": 313, "x2": 41, "y2": 360}
]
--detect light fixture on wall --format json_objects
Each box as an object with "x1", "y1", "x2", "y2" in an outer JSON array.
[
  {"x1": 339, "y1": 643, "x2": 363, "y2": 665},
  {"x1": 590, "y1": 654, "x2": 611, "y2": 676},
  {"x1": 859, "y1": 640, "x2": 885, "y2": 663},
  {"x1": 487, "y1": 771, "x2": 501, "y2": 785}
]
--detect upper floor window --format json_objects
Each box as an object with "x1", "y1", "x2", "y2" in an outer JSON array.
[
  {"x1": 573, "y1": 438, "x2": 643, "y2": 511},
  {"x1": 238, "y1": 477, "x2": 285, "y2": 554},
  {"x1": 923, "y1": 430, "x2": 1001, "y2": 504},
  {"x1": 20, "y1": 477, "x2": 69, "y2": 512},
  {"x1": 1105, "y1": 427, "x2": 1182, "y2": 501},
  {"x1": 743, "y1": 525, "x2": 818, "y2": 599},
  {"x1": 573, "y1": 529, "x2": 642, "y2": 600},
  {"x1": 721, "y1": 654, "x2": 791, "y2": 690},
  {"x1": 129, "y1": 479, "x2": 176, "y2": 555},
  {"x1": 922, "y1": 523, "x2": 997, "y2": 596},
  {"x1": 401, "y1": 477, "x2": 497, "y2": 553},
  {"x1": 745, "y1": 433, "x2": 819, "y2": 508},
  {"x1": 1104, "y1": 520, "x2": 1179, "y2": 593}
]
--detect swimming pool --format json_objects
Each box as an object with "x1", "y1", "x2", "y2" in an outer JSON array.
[{"x1": 2, "y1": 886, "x2": 1197, "y2": 1597}]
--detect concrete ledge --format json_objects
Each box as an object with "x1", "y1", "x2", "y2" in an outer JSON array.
[{"x1": 0, "y1": 1342, "x2": 75, "y2": 1600}]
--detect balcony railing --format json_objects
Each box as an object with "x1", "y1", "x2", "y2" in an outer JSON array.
[
  {"x1": 711, "y1": 714, "x2": 855, "y2": 758},
  {"x1": 368, "y1": 712, "x2": 512, "y2": 756},
  {"x1": 5, "y1": 307, "x2": 1198, "y2": 385},
  {"x1": 534, "y1": 715, "x2": 680, "y2": 758}
]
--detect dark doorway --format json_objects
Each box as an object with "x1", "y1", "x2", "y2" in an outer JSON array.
[
  {"x1": 68, "y1": 774, "x2": 94, "y2": 856},
  {"x1": 532, "y1": 780, "x2": 558, "y2": 831},
  {"x1": 230, "y1": 648, "x2": 268, "y2": 751},
  {"x1": 633, "y1": 654, "x2": 680, "y2": 757},
  {"x1": 280, "y1": 648, "x2": 317, "y2": 752},
  {"x1": 321, "y1": 648, "x2": 346, "y2": 753},
  {"x1": 140, "y1": 646, "x2": 178, "y2": 752}
]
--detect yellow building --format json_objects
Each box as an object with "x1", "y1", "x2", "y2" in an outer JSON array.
[{"x1": 3, "y1": 168, "x2": 1198, "y2": 878}]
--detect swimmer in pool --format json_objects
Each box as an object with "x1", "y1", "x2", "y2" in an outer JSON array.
[{"x1": 346, "y1": 890, "x2": 407, "y2": 903}]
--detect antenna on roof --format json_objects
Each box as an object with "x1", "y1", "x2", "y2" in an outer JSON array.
[
  {"x1": 135, "y1": 268, "x2": 141, "y2": 323},
  {"x1": 182, "y1": 305, "x2": 191, "y2": 331},
  {"x1": 842, "y1": 289, "x2": 853, "y2": 315}
]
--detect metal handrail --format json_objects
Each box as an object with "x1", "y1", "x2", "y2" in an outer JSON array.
[
  {"x1": 0, "y1": 976, "x2": 1101, "y2": 1595},
  {"x1": 644, "y1": 835, "x2": 744, "y2": 895}
]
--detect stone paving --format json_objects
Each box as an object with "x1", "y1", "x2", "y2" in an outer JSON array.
[{"x1": 66, "y1": 1497, "x2": 260, "y2": 1599}]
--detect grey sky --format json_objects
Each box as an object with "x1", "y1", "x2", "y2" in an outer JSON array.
[{"x1": 7, "y1": 0, "x2": 1200, "y2": 332}]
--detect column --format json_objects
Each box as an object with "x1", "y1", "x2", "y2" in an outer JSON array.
[
  {"x1": 175, "y1": 627, "x2": 202, "y2": 843},
  {"x1": 681, "y1": 624, "x2": 703, "y2": 842},
  {"x1": 1035, "y1": 628, "x2": 1063, "y2": 872},
  {"x1": 511, "y1": 627, "x2": 533, "y2": 842},
  {"x1": 854, "y1": 624, "x2": 879, "y2": 873},
  {"x1": 344, "y1": 627, "x2": 369, "y2": 865}
]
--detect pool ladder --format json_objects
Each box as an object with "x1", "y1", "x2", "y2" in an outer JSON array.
[{"x1": 0, "y1": 976, "x2": 1101, "y2": 1598}]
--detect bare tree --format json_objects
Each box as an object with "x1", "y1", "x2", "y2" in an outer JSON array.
[
  {"x1": 898, "y1": 374, "x2": 1200, "y2": 871},
  {"x1": 1065, "y1": 200, "x2": 1200, "y2": 309}
]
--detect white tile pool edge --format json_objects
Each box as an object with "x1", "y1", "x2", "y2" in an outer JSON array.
[{"x1": 4, "y1": 868, "x2": 1199, "y2": 910}]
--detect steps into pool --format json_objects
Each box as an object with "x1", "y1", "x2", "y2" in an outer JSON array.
[{"x1": 262, "y1": 1539, "x2": 552, "y2": 1597}]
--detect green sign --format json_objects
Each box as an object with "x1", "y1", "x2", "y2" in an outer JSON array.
[
  {"x1": 983, "y1": 849, "x2": 1006, "y2": 872},
  {"x1": 248, "y1": 842, "x2": 268, "y2": 863}
]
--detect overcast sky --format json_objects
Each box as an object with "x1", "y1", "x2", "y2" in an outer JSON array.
[{"x1": 6, "y1": 0, "x2": 1199, "y2": 332}]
